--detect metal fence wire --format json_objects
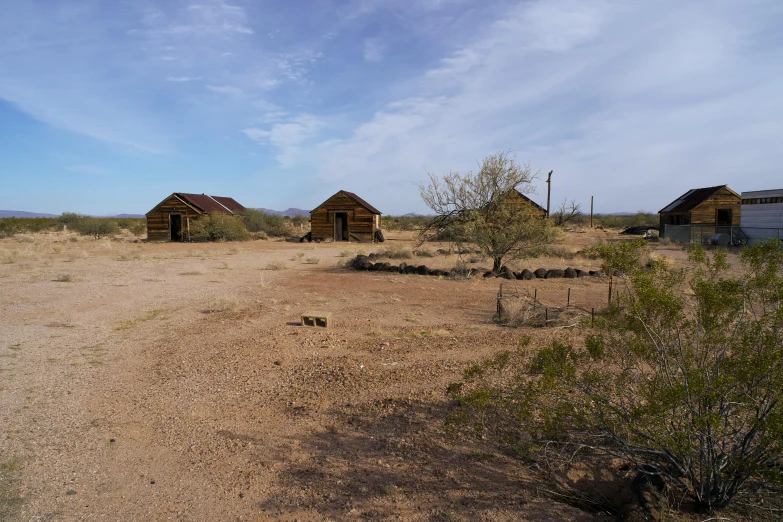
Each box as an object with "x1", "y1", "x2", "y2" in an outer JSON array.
[
  {"x1": 663, "y1": 225, "x2": 783, "y2": 246},
  {"x1": 495, "y1": 280, "x2": 620, "y2": 328}
]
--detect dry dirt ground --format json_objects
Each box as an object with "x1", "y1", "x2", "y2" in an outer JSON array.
[{"x1": 0, "y1": 229, "x2": 732, "y2": 521}]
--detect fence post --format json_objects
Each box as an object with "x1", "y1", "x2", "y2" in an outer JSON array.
[
  {"x1": 591, "y1": 307, "x2": 594, "y2": 326},
  {"x1": 608, "y1": 280, "x2": 613, "y2": 306},
  {"x1": 534, "y1": 289, "x2": 537, "y2": 308},
  {"x1": 497, "y1": 283, "x2": 503, "y2": 318},
  {"x1": 567, "y1": 288, "x2": 571, "y2": 307}
]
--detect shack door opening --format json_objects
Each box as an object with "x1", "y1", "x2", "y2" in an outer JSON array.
[
  {"x1": 334, "y1": 212, "x2": 349, "y2": 241},
  {"x1": 716, "y1": 209, "x2": 732, "y2": 226},
  {"x1": 170, "y1": 214, "x2": 182, "y2": 241}
]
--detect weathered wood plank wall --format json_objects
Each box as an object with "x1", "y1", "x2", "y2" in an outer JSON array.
[
  {"x1": 310, "y1": 193, "x2": 379, "y2": 242},
  {"x1": 146, "y1": 195, "x2": 202, "y2": 241}
]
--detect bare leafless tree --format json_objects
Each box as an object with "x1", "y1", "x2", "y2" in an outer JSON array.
[{"x1": 550, "y1": 199, "x2": 582, "y2": 227}]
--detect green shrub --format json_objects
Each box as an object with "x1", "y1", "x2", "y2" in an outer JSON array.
[
  {"x1": 242, "y1": 209, "x2": 291, "y2": 237},
  {"x1": 376, "y1": 245, "x2": 413, "y2": 259},
  {"x1": 291, "y1": 214, "x2": 309, "y2": 228},
  {"x1": 0, "y1": 217, "x2": 59, "y2": 235},
  {"x1": 128, "y1": 221, "x2": 147, "y2": 237},
  {"x1": 72, "y1": 217, "x2": 119, "y2": 238},
  {"x1": 449, "y1": 240, "x2": 783, "y2": 512},
  {"x1": 189, "y1": 214, "x2": 249, "y2": 242}
]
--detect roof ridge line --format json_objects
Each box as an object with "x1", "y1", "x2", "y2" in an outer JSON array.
[{"x1": 205, "y1": 194, "x2": 234, "y2": 215}]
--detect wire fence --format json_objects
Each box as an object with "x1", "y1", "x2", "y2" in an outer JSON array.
[
  {"x1": 663, "y1": 225, "x2": 783, "y2": 246},
  {"x1": 495, "y1": 280, "x2": 622, "y2": 328}
]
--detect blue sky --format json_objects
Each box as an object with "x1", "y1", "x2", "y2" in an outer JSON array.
[{"x1": 1, "y1": 0, "x2": 782, "y2": 215}]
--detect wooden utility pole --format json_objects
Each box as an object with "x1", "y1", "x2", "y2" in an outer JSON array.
[
  {"x1": 590, "y1": 196, "x2": 594, "y2": 228},
  {"x1": 545, "y1": 170, "x2": 553, "y2": 217}
]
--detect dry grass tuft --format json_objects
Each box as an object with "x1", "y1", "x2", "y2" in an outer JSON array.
[
  {"x1": 114, "y1": 309, "x2": 167, "y2": 330},
  {"x1": 413, "y1": 247, "x2": 435, "y2": 258},
  {"x1": 117, "y1": 250, "x2": 142, "y2": 261},
  {"x1": 376, "y1": 245, "x2": 413, "y2": 259},
  {"x1": 304, "y1": 256, "x2": 320, "y2": 264},
  {"x1": 0, "y1": 458, "x2": 23, "y2": 521},
  {"x1": 266, "y1": 260, "x2": 287, "y2": 270},
  {"x1": 0, "y1": 250, "x2": 20, "y2": 264},
  {"x1": 54, "y1": 273, "x2": 73, "y2": 282},
  {"x1": 202, "y1": 298, "x2": 237, "y2": 314}
]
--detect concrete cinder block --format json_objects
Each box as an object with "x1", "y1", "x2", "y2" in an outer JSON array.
[{"x1": 301, "y1": 311, "x2": 331, "y2": 328}]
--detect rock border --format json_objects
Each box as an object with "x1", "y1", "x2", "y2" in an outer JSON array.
[{"x1": 348, "y1": 255, "x2": 609, "y2": 279}]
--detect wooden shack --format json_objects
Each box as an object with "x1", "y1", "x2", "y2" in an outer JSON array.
[
  {"x1": 498, "y1": 189, "x2": 547, "y2": 217},
  {"x1": 659, "y1": 185, "x2": 740, "y2": 238},
  {"x1": 309, "y1": 191, "x2": 381, "y2": 242},
  {"x1": 146, "y1": 193, "x2": 246, "y2": 241}
]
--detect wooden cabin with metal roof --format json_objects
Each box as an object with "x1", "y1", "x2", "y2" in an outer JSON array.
[
  {"x1": 658, "y1": 185, "x2": 740, "y2": 238},
  {"x1": 146, "y1": 193, "x2": 246, "y2": 241},
  {"x1": 309, "y1": 191, "x2": 382, "y2": 242}
]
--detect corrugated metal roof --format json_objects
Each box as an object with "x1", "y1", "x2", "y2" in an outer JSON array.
[
  {"x1": 176, "y1": 193, "x2": 246, "y2": 215},
  {"x1": 741, "y1": 189, "x2": 783, "y2": 198},
  {"x1": 658, "y1": 186, "x2": 731, "y2": 214}
]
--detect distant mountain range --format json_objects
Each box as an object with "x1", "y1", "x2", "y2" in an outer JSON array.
[
  {"x1": 0, "y1": 210, "x2": 58, "y2": 218},
  {"x1": 256, "y1": 208, "x2": 310, "y2": 217},
  {"x1": 0, "y1": 210, "x2": 144, "y2": 219}
]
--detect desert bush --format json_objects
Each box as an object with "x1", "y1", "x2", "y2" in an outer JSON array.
[
  {"x1": 72, "y1": 217, "x2": 119, "y2": 238},
  {"x1": 0, "y1": 250, "x2": 20, "y2": 264},
  {"x1": 202, "y1": 298, "x2": 236, "y2": 313},
  {"x1": 304, "y1": 256, "x2": 320, "y2": 264},
  {"x1": 448, "y1": 239, "x2": 783, "y2": 513},
  {"x1": 54, "y1": 273, "x2": 73, "y2": 282},
  {"x1": 376, "y1": 245, "x2": 413, "y2": 259},
  {"x1": 266, "y1": 260, "x2": 287, "y2": 270},
  {"x1": 413, "y1": 247, "x2": 435, "y2": 257},
  {"x1": 291, "y1": 214, "x2": 309, "y2": 228},
  {"x1": 189, "y1": 214, "x2": 249, "y2": 242},
  {"x1": 419, "y1": 151, "x2": 556, "y2": 271},
  {"x1": 0, "y1": 217, "x2": 59, "y2": 235},
  {"x1": 590, "y1": 212, "x2": 657, "y2": 229},
  {"x1": 242, "y1": 209, "x2": 291, "y2": 237},
  {"x1": 127, "y1": 220, "x2": 147, "y2": 237},
  {"x1": 383, "y1": 215, "x2": 430, "y2": 232}
]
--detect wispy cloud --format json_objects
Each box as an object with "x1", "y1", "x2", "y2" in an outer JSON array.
[
  {"x1": 244, "y1": 114, "x2": 323, "y2": 167},
  {"x1": 2, "y1": 0, "x2": 783, "y2": 215},
  {"x1": 363, "y1": 38, "x2": 386, "y2": 62},
  {"x1": 166, "y1": 76, "x2": 201, "y2": 82},
  {"x1": 206, "y1": 85, "x2": 244, "y2": 96},
  {"x1": 258, "y1": 0, "x2": 783, "y2": 212}
]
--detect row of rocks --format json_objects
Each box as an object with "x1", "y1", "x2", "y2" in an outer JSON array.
[
  {"x1": 350, "y1": 256, "x2": 452, "y2": 276},
  {"x1": 485, "y1": 266, "x2": 611, "y2": 280},
  {"x1": 350, "y1": 255, "x2": 615, "y2": 279}
]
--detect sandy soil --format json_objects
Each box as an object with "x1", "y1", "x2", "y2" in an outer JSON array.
[{"x1": 0, "y1": 229, "x2": 727, "y2": 521}]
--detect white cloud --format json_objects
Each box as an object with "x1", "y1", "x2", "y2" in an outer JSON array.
[
  {"x1": 244, "y1": 114, "x2": 323, "y2": 167},
  {"x1": 206, "y1": 85, "x2": 244, "y2": 96},
  {"x1": 166, "y1": 76, "x2": 201, "y2": 82},
  {"x1": 296, "y1": 0, "x2": 783, "y2": 212},
  {"x1": 363, "y1": 38, "x2": 386, "y2": 62}
]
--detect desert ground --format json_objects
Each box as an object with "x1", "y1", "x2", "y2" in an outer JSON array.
[{"x1": 0, "y1": 229, "x2": 717, "y2": 521}]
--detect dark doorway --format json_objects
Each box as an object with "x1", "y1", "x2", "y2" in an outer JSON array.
[
  {"x1": 716, "y1": 209, "x2": 732, "y2": 226},
  {"x1": 334, "y1": 212, "x2": 349, "y2": 241},
  {"x1": 170, "y1": 214, "x2": 182, "y2": 241}
]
